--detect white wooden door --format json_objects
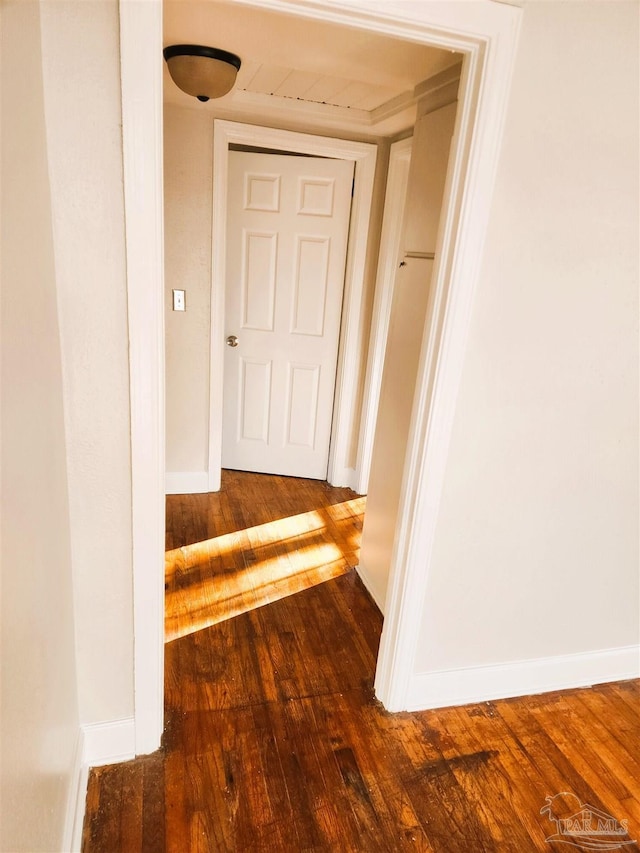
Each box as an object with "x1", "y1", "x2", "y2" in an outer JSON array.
[{"x1": 222, "y1": 150, "x2": 354, "y2": 479}]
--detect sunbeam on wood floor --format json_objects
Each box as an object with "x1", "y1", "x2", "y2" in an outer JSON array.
[{"x1": 165, "y1": 496, "x2": 365, "y2": 641}]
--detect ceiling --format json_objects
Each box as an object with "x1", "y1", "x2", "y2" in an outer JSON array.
[{"x1": 163, "y1": 1, "x2": 462, "y2": 137}]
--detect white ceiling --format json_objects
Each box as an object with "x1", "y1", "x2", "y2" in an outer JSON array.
[{"x1": 163, "y1": 1, "x2": 462, "y2": 136}]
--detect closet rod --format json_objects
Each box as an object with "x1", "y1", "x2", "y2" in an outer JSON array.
[{"x1": 404, "y1": 251, "x2": 435, "y2": 260}]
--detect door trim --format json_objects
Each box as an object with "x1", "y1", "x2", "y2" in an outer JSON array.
[
  {"x1": 208, "y1": 121, "x2": 377, "y2": 491},
  {"x1": 354, "y1": 136, "x2": 413, "y2": 496},
  {"x1": 119, "y1": 0, "x2": 165, "y2": 755},
  {"x1": 122, "y1": 0, "x2": 522, "y2": 751},
  {"x1": 367, "y1": 10, "x2": 522, "y2": 710}
]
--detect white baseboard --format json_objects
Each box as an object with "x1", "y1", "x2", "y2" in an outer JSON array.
[
  {"x1": 355, "y1": 563, "x2": 386, "y2": 614},
  {"x1": 62, "y1": 728, "x2": 87, "y2": 853},
  {"x1": 165, "y1": 470, "x2": 209, "y2": 495},
  {"x1": 406, "y1": 645, "x2": 640, "y2": 711},
  {"x1": 82, "y1": 716, "x2": 136, "y2": 767},
  {"x1": 328, "y1": 466, "x2": 360, "y2": 493},
  {"x1": 166, "y1": 468, "x2": 361, "y2": 495},
  {"x1": 62, "y1": 718, "x2": 136, "y2": 851},
  {"x1": 70, "y1": 763, "x2": 90, "y2": 853}
]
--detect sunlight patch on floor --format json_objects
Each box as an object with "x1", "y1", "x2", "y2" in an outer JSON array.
[{"x1": 165, "y1": 497, "x2": 365, "y2": 642}]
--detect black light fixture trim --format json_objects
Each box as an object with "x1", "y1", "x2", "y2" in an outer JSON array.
[{"x1": 162, "y1": 44, "x2": 242, "y2": 71}]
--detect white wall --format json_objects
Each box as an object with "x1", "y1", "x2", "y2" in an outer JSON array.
[
  {"x1": 164, "y1": 103, "x2": 389, "y2": 485},
  {"x1": 413, "y1": 1, "x2": 639, "y2": 680},
  {"x1": 0, "y1": 2, "x2": 80, "y2": 849},
  {"x1": 39, "y1": 0, "x2": 135, "y2": 725}
]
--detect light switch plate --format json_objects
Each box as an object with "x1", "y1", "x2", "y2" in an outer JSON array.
[{"x1": 172, "y1": 289, "x2": 185, "y2": 311}]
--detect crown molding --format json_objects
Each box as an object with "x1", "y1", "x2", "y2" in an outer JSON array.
[
  {"x1": 367, "y1": 89, "x2": 416, "y2": 124},
  {"x1": 414, "y1": 61, "x2": 462, "y2": 116},
  {"x1": 413, "y1": 61, "x2": 462, "y2": 101}
]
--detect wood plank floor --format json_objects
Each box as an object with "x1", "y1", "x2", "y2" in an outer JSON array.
[
  {"x1": 83, "y1": 472, "x2": 640, "y2": 852},
  {"x1": 165, "y1": 471, "x2": 364, "y2": 641}
]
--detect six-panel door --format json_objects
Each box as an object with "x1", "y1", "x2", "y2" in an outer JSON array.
[{"x1": 222, "y1": 150, "x2": 354, "y2": 479}]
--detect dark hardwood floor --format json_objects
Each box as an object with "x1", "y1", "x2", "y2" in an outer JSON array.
[{"x1": 83, "y1": 472, "x2": 640, "y2": 852}]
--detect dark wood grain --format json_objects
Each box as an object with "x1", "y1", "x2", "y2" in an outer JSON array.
[{"x1": 83, "y1": 471, "x2": 640, "y2": 852}]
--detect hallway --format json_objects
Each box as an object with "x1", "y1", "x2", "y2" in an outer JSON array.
[{"x1": 82, "y1": 474, "x2": 640, "y2": 852}]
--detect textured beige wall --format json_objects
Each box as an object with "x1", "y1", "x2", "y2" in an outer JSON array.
[
  {"x1": 415, "y1": 0, "x2": 639, "y2": 672},
  {"x1": 39, "y1": 0, "x2": 134, "y2": 723},
  {"x1": 0, "y1": 2, "x2": 80, "y2": 849},
  {"x1": 165, "y1": 105, "x2": 214, "y2": 475},
  {"x1": 163, "y1": 103, "x2": 389, "y2": 481}
]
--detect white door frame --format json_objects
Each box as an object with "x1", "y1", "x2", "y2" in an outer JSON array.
[
  {"x1": 208, "y1": 121, "x2": 377, "y2": 492},
  {"x1": 121, "y1": 0, "x2": 521, "y2": 752},
  {"x1": 354, "y1": 136, "x2": 413, "y2": 496},
  {"x1": 119, "y1": 0, "x2": 165, "y2": 755}
]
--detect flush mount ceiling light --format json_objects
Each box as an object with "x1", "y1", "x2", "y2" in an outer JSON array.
[{"x1": 163, "y1": 44, "x2": 242, "y2": 102}]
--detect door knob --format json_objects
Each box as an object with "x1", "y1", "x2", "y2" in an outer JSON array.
[{"x1": 226, "y1": 335, "x2": 239, "y2": 348}]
